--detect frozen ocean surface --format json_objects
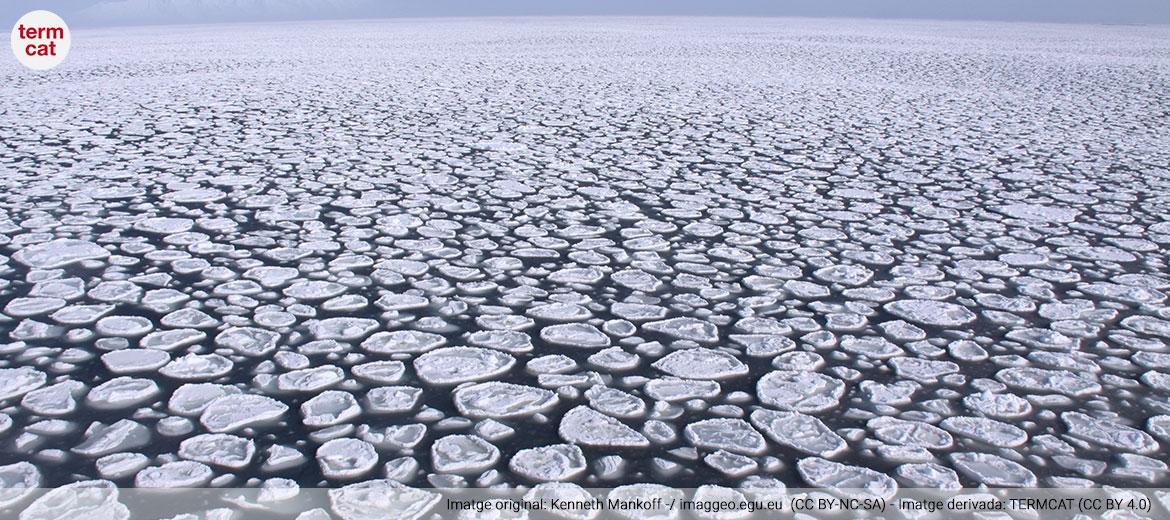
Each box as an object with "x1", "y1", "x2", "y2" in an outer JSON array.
[{"x1": 0, "y1": 17, "x2": 1169, "y2": 494}]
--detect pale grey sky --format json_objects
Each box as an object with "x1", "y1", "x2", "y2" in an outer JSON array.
[{"x1": 6, "y1": 0, "x2": 1169, "y2": 27}]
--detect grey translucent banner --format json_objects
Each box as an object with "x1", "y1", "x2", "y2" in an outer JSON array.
[{"x1": 4, "y1": 481, "x2": 1170, "y2": 519}]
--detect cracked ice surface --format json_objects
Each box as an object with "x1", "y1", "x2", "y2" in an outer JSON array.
[{"x1": 0, "y1": 17, "x2": 1168, "y2": 496}]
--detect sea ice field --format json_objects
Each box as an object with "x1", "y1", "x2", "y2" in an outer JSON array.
[{"x1": 0, "y1": 17, "x2": 1169, "y2": 500}]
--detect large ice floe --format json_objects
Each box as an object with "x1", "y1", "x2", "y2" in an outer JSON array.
[{"x1": 0, "y1": 16, "x2": 1167, "y2": 505}]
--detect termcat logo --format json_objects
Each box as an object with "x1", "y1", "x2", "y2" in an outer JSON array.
[{"x1": 11, "y1": 10, "x2": 71, "y2": 70}]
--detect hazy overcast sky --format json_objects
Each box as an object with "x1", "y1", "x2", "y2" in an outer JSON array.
[{"x1": 7, "y1": 0, "x2": 1170, "y2": 27}]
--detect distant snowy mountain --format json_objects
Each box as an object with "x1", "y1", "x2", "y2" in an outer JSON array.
[{"x1": 77, "y1": 0, "x2": 368, "y2": 25}]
